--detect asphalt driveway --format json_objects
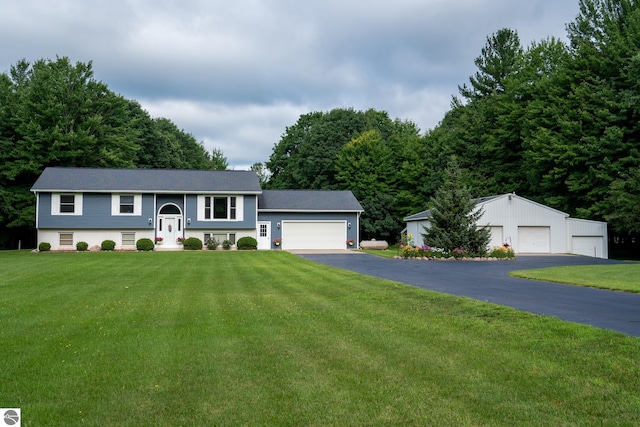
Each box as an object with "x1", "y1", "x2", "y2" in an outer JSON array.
[{"x1": 298, "y1": 253, "x2": 640, "y2": 338}]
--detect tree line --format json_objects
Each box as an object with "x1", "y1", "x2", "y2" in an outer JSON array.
[{"x1": 266, "y1": 0, "x2": 640, "y2": 257}]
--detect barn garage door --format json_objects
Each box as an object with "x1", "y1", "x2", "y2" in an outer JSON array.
[
  {"x1": 518, "y1": 226, "x2": 550, "y2": 253},
  {"x1": 282, "y1": 221, "x2": 346, "y2": 250},
  {"x1": 572, "y1": 236, "x2": 604, "y2": 258}
]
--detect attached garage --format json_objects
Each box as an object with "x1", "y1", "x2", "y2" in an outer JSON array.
[
  {"x1": 518, "y1": 226, "x2": 551, "y2": 253},
  {"x1": 258, "y1": 190, "x2": 363, "y2": 251},
  {"x1": 282, "y1": 221, "x2": 346, "y2": 250}
]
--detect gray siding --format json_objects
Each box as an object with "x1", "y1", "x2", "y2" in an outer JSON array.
[
  {"x1": 37, "y1": 193, "x2": 155, "y2": 229},
  {"x1": 185, "y1": 194, "x2": 257, "y2": 230}
]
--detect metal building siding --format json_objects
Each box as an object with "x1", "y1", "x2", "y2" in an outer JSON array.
[
  {"x1": 477, "y1": 195, "x2": 568, "y2": 254},
  {"x1": 566, "y1": 218, "x2": 608, "y2": 258}
]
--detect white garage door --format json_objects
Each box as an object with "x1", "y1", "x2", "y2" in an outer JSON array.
[
  {"x1": 487, "y1": 226, "x2": 503, "y2": 249},
  {"x1": 572, "y1": 236, "x2": 604, "y2": 258},
  {"x1": 518, "y1": 226, "x2": 550, "y2": 253},
  {"x1": 282, "y1": 221, "x2": 346, "y2": 250}
]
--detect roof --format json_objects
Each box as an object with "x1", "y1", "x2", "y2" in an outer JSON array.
[
  {"x1": 404, "y1": 193, "x2": 568, "y2": 222},
  {"x1": 31, "y1": 167, "x2": 262, "y2": 194},
  {"x1": 259, "y1": 190, "x2": 363, "y2": 212}
]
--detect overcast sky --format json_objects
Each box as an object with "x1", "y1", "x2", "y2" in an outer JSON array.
[{"x1": 1, "y1": 0, "x2": 580, "y2": 169}]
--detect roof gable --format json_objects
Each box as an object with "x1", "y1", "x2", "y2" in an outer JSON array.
[
  {"x1": 404, "y1": 193, "x2": 569, "y2": 222},
  {"x1": 31, "y1": 167, "x2": 262, "y2": 194},
  {"x1": 259, "y1": 190, "x2": 363, "y2": 212}
]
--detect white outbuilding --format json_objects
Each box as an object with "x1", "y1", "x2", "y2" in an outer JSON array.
[{"x1": 404, "y1": 193, "x2": 608, "y2": 258}]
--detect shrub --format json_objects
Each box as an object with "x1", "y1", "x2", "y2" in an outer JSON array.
[
  {"x1": 76, "y1": 241, "x2": 89, "y2": 252},
  {"x1": 136, "y1": 238, "x2": 155, "y2": 251},
  {"x1": 101, "y1": 240, "x2": 116, "y2": 251},
  {"x1": 236, "y1": 236, "x2": 257, "y2": 250},
  {"x1": 183, "y1": 237, "x2": 203, "y2": 250},
  {"x1": 222, "y1": 239, "x2": 233, "y2": 250},
  {"x1": 489, "y1": 244, "x2": 515, "y2": 259},
  {"x1": 38, "y1": 242, "x2": 51, "y2": 252},
  {"x1": 206, "y1": 238, "x2": 219, "y2": 250}
]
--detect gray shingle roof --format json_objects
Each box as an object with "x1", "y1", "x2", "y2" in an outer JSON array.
[
  {"x1": 31, "y1": 167, "x2": 262, "y2": 193},
  {"x1": 259, "y1": 190, "x2": 363, "y2": 212}
]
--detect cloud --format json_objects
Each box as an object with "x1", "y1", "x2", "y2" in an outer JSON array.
[{"x1": 0, "y1": 0, "x2": 580, "y2": 169}]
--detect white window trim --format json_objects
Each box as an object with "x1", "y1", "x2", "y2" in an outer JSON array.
[
  {"x1": 197, "y1": 195, "x2": 243, "y2": 221},
  {"x1": 111, "y1": 194, "x2": 142, "y2": 216},
  {"x1": 52, "y1": 193, "x2": 83, "y2": 216}
]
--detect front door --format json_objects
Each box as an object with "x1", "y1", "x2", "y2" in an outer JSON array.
[{"x1": 257, "y1": 222, "x2": 271, "y2": 250}]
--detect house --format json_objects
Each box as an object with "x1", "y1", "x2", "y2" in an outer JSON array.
[
  {"x1": 30, "y1": 167, "x2": 363, "y2": 251},
  {"x1": 404, "y1": 193, "x2": 608, "y2": 258}
]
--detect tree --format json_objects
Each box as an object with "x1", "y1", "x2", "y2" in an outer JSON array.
[
  {"x1": 459, "y1": 28, "x2": 523, "y2": 99},
  {"x1": 266, "y1": 108, "x2": 395, "y2": 189},
  {"x1": 606, "y1": 167, "x2": 640, "y2": 234},
  {"x1": 210, "y1": 147, "x2": 229, "y2": 170},
  {"x1": 250, "y1": 162, "x2": 269, "y2": 187},
  {"x1": 335, "y1": 130, "x2": 397, "y2": 240},
  {"x1": 421, "y1": 159, "x2": 490, "y2": 256}
]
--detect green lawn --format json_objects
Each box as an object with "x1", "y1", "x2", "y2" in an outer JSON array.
[
  {"x1": 1, "y1": 250, "x2": 639, "y2": 426},
  {"x1": 510, "y1": 263, "x2": 640, "y2": 293}
]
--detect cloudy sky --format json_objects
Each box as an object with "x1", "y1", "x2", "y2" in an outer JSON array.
[{"x1": 1, "y1": 0, "x2": 579, "y2": 169}]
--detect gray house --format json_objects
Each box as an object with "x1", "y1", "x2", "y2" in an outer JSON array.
[{"x1": 31, "y1": 167, "x2": 363, "y2": 251}]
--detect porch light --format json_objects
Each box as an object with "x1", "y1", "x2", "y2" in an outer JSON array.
[
  {"x1": 187, "y1": 218, "x2": 191, "y2": 225},
  {"x1": 277, "y1": 222, "x2": 281, "y2": 229},
  {"x1": 348, "y1": 222, "x2": 352, "y2": 228},
  {"x1": 148, "y1": 218, "x2": 152, "y2": 224}
]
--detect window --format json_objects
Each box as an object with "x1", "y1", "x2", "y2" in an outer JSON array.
[
  {"x1": 205, "y1": 197, "x2": 212, "y2": 219},
  {"x1": 53, "y1": 194, "x2": 82, "y2": 215},
  {"x1": 120, "y1": 196, "x2": 134, "y2": 214},
  {"x1": 111, "y1": 194, "x2": 141, "y2": 216},
  {"x1": 260, "y1": 224, "x2": 268, "y2": 238},
  {"x1": 208, "y1": 233, "x2": 236, "y2": 244},
  {"x1": 199, "y1": 196, "x2": 241, "y2": 221},
  {"x1": 60, "y1": 195, "x2": 75, "y2": 213},
  {"x1": 122, "y1": 232, "x2": 135, "y2": 246},
  {"x1": 59, "y1": 233, "x2": 73, "y2": 246},
  {"x1": 214, "y1": 197, "x2": 227, "y2": 219}
]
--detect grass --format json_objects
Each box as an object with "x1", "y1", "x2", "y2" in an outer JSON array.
[
  {"x1": 1, "y1": 250, "x2": 639, "y2": 426},
  {"x1": 511, "y1": 263, "x2": 640, "y2": 293}
]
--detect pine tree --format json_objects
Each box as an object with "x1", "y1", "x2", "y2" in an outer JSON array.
[{"x1": 421, "y1": 159, "x2": 490, "y2": 256}]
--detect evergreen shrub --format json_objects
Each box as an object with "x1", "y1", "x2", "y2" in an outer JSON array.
[
  {"x1": 136, "y1": 238, "x2": 154, "y2": 251},
  {"x1": 101, "y1": 240, "x2": 116, "y2": 251},
  {"x1": 236, "y1": 236, "x2": 257, "y2": 250},
  {"x1": 76, "y1": 241, "x2": 89, "y2": 251},
  {"x1": 183, "y1": 237, "x2": 203, "y2": 250},
  {"x1": 38, "y1": 242, "x2": 51, "y2": 252}
]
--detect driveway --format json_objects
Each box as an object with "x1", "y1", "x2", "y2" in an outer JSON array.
[{"x1": 297, "y1": 253, "x2": 640, "y2": 338}]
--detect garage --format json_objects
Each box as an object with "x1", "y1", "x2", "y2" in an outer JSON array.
[
  {"x1": 572, "y1": 236, "x2": 605, "y2": 258},
  {"x1": 282, "y1": 221, "x2": 346, "y2": 250},
  {"x1": 518, "y1": 226, "x2": 550, "y2": 253}
]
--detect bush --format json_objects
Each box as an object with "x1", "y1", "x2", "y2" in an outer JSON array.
[
  {"x1": 489, "y1": 244, "x2": 515, "y2": 259},
  {"x1": 183, "y1": 237, "x2": 203, "y2": 250},
  {"x1": 76, "y1": 241, "x2": 89, "y2": 251},
  {"x1": 38, "y1": 242, "x2": 51, "y2": 252},
  {"x1": 101, "y1": 240, "x2": 116, "y2": 251},
  {"x1": 136, "y1": 238, "x2": 155, "y2": 251},
  {"x1": 236, "y1": 236, "x2": 257, "y2": 250},
  {"x1": 222, "y1": 239, "x2": 232, "y2": 250},
  {"x1": 206, "y1": 238, "x2": 219, "y2": 250}
]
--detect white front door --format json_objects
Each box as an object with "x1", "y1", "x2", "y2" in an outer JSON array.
[
  {"x1": 158, "y1": 216, "x2": 181, "y2": 246},
  {"x1": 257, "y1": 222, "x2": 271, "y2": 250}
]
